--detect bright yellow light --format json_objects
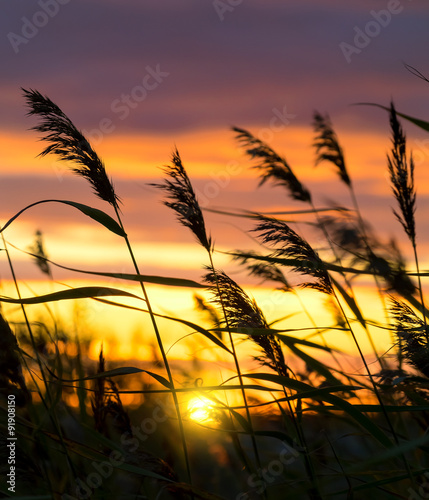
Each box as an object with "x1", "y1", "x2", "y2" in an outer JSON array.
[{"x1": 187, "y1": 396, "x2": 216, "y2": 423}]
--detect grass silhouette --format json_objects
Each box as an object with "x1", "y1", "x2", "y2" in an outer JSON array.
[{"x1": 1, "y1": 91, "x2": 429, "y2": 499}]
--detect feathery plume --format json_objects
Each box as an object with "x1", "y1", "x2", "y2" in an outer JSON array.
[
  {"x1": 233, "y1": 126, "x2": 311, "y2": 202},
  {"x1": 390, "y1": 297, "x2": 429, "y2": 377},
  {"x1": 150, "y1": 149, "x2": 211, "y2": 252},
  {"x1": 313, "y1": 112, "x2": 350, "y2": 186},
  {"x1": 0, "y1": 314, "x2": 30, "y2": 405},
  {"x1": 28, "y1": 230, "x2": 52, "y2": 279},
  {"x1": 22, "y1": 88, "x2": 119, "y2": 208},
  {"x1": 387, "y1": 102, "x2": 416, "y2": 243},
  {"x1": 204, "y1": 270, "x2": 289, "y2": 377},
  {"x1": 320, "y1": 215, "x2": 366, "y2": 254},
  {"x1": 92, "y1": 347, "x2": 132, "y2": 436},
  {"x1": 232, "y1": 250, "x2": 291, "y2": 291},
  {"x1": 194, "y1": 294, "x2": 221, "y2": 336},
  {"x1": 367, "y1": 240, "x2": 416, "y2": 296},
  {"x1": 254, "y1": 217, "x2": 333, "y2": 294}
]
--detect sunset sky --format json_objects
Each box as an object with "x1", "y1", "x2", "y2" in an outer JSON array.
[{"x1": 1, "y1": 1, "x2": 429, "y2": 357}]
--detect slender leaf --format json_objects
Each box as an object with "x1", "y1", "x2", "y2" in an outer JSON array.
[
  {"x1": 0, "y1": 286, "x2": 142, "y2": 305},
  {"x1": 48, "y1": 366, "x2": 171, "y2": 389},
  {"x1": 20, "y1": 245, "x2": 205, "y2": 288},
  {"x1": 278, "y1": 333, "x2": 334, "y2": 351},
  {"x1": 330, "y1": 275, "x2": 366, "y2": 330},
  {"x1": 68, "y1": 294, "x2": 233, "y2": 354},
  {"x1": 286, "y1": 343, "x2": 343, "y2": 385},
  {"x1": 0, "y1": 199, "x2": 126, "y2": 236},
  {"x1": 356, "y1": 102, "x2": 429, "y2": 132},
  {"x1": 244, "y1": 373, "x2": 393, "y2": 448},
  {"x1": 347, "y1": 433, "x2": 429, "y2": 473}
]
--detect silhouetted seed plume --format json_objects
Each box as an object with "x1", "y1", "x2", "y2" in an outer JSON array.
[
  {"x1": 28, "y1": 230, "x2": 52, "y2": 279},
  {"x1": 320, "y1": 215, "x2": 366, "y2": 255},
  {"x1": 194, "y1": 294, "x2": 222, "y2": 337},
  {"x1": 386, "y1": 239, "x2": 416, "y2": 296},
  {"x1": 151, "y1": 149, "x2": 211, "y2": 252},
  {"x1": 390, "y1": 297, "x2": 429, "y2": 377},
  {"x1": 232, "y1": 250, "x2": 292, "y2": 291},
  {"x1": 232, "y1": 126, "x2": 311, "y2": 202},
  {"x1": 313, "y1": 112, "x2": 350, "y2": 187},
  {"x1": 367, "y1": 240, "x2": 416, "y2": 296},
  {"x1": 254, "y1": 217, "x2": 333, "y2": 295},
  {"x1": 22, "y1": 88, "x2": 119, "y2": 209},
  {"x1": 325, "y1": 296, "x2": 347, "y2": 330},
  {"x1": 0, "y1": 313, "x2": 30, "y2": 405},
  {"x1": 387, "y1": 102, "x2": 416, "y2": 244},
  {"x1": 92, "y1": 347, "x2": 132, "y2": 436},
  {"x1": 204, "y1": 269, "x2": 289, "y2": 377}
]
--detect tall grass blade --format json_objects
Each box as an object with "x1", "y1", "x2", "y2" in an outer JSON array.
[{"x1": 0, "y1": 199, "x2": 126, "y2": 237}]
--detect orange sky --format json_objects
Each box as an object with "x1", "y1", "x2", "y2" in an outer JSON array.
[{"x1": 2, "y1": 1, "x2": 429, "y2": 366}]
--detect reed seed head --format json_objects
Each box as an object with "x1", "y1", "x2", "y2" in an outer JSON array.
[
  {"x1": 254, "y1": 216, "x2": 333, "y2": 294},
  {"x1": 28, "y1": 230, "x2": 52, "y2": 279},
  {"x1": 313, "y1": 111, "x2": 350, "y2": 186},
  {"x1": 233, "y1": 126, "x2": 311, "y2": 203},
  {"x1": 150, "y1": 148, "x2": 212, "y2": 252},
  {"x1": 0, "y1": 313, "x2": 30, "y2": 405},
  {"x1": 204, "y1": 269, "x2": 289, "y2": 377},
  {"x1": 387, "y1": 102, "x2": 416, "y2": 244},
  {"x1": 23, "y1": 88, "x2": 120, "y2": 209},
  {"x1": 232, "y1": 250, "x2": 292, "y2": 291},
  {"x1": 390, "y1": 297, "x2": 429, "y2": 377}
]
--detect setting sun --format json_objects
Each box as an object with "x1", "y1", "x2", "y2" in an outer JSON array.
[{"x1": 187, "y1": 396, "x2": 217, "y2": 424}]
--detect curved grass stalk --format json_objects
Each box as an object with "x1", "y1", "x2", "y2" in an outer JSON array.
[
  {"x1": 233, "y1": 125, "x2": 385, "y2": 370},
  {"x1": 112, "y1": 205, "x2": 193, "y2": 487},
  {"x1": 22, "y1": 88, "x2": 193, "y2": 488},
  {"x1": 0, "y1": 232, "x2": 78, "y2": 482},
  {"x1": 150, "y1": 150, "x2": 266, "y2": 491}
]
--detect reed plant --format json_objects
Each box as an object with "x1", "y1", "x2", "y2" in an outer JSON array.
[{"x1": 1, "y1": 90, "x2": 429, "y2": 499}]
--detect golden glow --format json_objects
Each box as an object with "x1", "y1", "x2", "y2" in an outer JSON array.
[
  {"x1": 0, "y1": 277, "x2": 395, "y2": 358},
  {"x1": 1, "y1": 119, "x2": 425, "y2": 369},
  {"x1": 187, "y1": 396, "x2": 217, "y2": 423},
  {"x1": 4, "y1": 125, "x2": 429, "y2": 188}
]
